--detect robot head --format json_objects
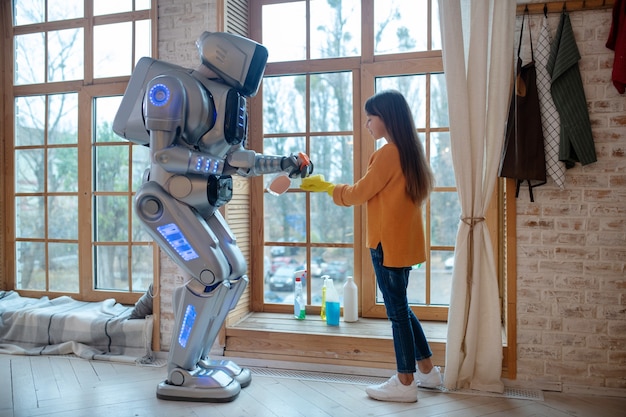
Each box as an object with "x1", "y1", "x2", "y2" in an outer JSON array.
[
  {"x1": 113, "y1": 33, "x2": 268, "y2": 147},
  {"x1": 196, "y1": 32, "x2": 268, "y2": 98}
]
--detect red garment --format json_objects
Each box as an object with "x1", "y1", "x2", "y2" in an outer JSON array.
[{"x1": 606, "y1": 0, "x2": 626, "y2": 94}]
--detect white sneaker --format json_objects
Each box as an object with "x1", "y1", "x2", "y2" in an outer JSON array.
[
  {"x1": 415, "y1": 366, "x2": 442, "y2": 388},
  {"x1": 365, "y1": 375, "x2": 418, "y2": 403}
]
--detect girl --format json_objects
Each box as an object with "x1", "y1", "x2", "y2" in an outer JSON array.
[{"x1": 302, "y1": 89, "x2": 441, "y2": 402}]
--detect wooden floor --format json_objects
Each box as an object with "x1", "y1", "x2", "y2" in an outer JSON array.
[{"x1": 2, "y1": 354, "x2": 625, "y2": 417}]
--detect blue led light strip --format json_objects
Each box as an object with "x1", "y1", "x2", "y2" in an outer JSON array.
[{"x1": 157, "y1": 223, "x2": 199, "y2": 261}]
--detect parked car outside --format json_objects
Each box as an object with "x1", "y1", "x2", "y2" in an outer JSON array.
[
  {"x1": 321, "y1": 261, "x2": 350, "y2": 282},
  {"x1": 268, "y1": 267, "x2": 306, "y2": 292},
  {"x1": 269, "y1": 256, "x2": 299, "y2": 276}
]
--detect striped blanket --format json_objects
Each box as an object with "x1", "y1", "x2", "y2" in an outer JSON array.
[{"x1": 0, "y1": 291, "x2": 154, "y2": 364}]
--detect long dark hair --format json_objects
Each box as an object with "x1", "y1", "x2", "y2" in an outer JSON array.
[{"x1": 365, "y1": 89, "x2": 434, "y2": 205}]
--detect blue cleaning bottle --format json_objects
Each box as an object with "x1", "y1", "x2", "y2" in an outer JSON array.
[{"x1": 324, "y1": 278, "x2": 340, "y2": 326}]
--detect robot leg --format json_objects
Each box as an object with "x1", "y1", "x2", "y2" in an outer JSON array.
[
  {"x1": 156, "y1": 279, "x2": 241, "y2": 402},
  {"x1": 197, "y1": 211, "x2": 251, "y2": 387},
  {"x1": 198, "y1": 275, "x2": 251, "y2": 387}
]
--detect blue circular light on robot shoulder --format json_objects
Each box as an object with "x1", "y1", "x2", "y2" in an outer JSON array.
[{"x1": 149, "y1": 83, "x2": 170, "y2": 107}]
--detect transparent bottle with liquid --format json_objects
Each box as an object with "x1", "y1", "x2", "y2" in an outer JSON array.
[
  {"x1": 320, "y1": 275, "x2": 328, "y2": 320},
  {"x1": 325, "y1": 278, "x2": 340, "y2": 326},
  {"x1": 343, "y1": 276, "x2": 358, "y2": 322},
  {"x1": 293, "y1": 273, "x2": 306, "y2": 320}
]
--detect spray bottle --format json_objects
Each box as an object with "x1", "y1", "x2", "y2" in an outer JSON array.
[{"x1": 293, "y1": 270, "x2": 306, "y2": 320}]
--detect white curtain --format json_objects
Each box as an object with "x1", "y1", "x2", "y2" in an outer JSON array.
[{"x1": 438, "y1": 0, "x2": 515, "y2": 393}]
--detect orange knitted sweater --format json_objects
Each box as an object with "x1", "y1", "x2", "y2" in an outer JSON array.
[{"x1": 332, "y1": 143, "x2": 427, "y2": 268}]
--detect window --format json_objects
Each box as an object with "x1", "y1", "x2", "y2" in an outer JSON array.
[
  {"x1": 7, "y1": 0, "x2": 156, "y2": 303},
  {"x1": 250, "y1": 0, "x2": 455, "y2": 320}
]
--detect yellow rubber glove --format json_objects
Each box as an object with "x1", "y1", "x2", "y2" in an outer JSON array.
[{"x1": 300, "y1": 174, "x2": 335, "y2": 196}]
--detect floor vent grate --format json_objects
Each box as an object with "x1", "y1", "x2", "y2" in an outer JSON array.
[
  {"x1": 248, "y1": 367, "x2": 544, "y2": 401},
  {"x1": 248, "y1": 367, "x2": 387, "y2": 385}
]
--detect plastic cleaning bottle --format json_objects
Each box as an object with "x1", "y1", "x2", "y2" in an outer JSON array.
[
  {"x1": 293, "y1": 271, "x2": 306, "y2": 320},
  {"x1": 343, "y1": 276, "x2": 358, "y2": 322},
  {"x1": 320, "y1": 275, "x2": 328, "y2": 321},
  {"x1": 325, "y1": 278, "x2": 340, "y2": 326}
]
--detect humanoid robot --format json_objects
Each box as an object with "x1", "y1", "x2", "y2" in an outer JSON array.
[{"x1": 113, "y1": 32, "x2": 313, "y2": 402}]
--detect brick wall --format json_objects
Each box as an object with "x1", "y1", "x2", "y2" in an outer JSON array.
[{"x1": 514, "y1": 6, "x2": 626, "y2": 396}]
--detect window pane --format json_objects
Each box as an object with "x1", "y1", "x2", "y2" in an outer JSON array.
[
  {"x1": 314, "y1": 247, "x2": 353, "y2": 301},
  {"x1": 406, "y1": 265, "x2": 426, "y2": 304},
  {"x1": 95, "y1": 246, "x2": 129, "y2": 290},
  {"x1": 135, "y1": 0, "x2": 151, "y2": 11},
  {"x1": 431, "y1": 73, "x2": 449, "y2": 127},
  {"x1": 135, "y1": 20, "x2": 152, "y2": 61},
  {"x1": 95, "y1": 146, "x2": 129, "y2": 192},
  {"x1": 94, "y1": 22, "x2": 132, "y2": 78},
  {"x1": 310, "y1": 135, "x2": 353, "y2": 184},
  {"x1": 374, "y1": 0, "x2": 428, "y2": 54},
  {"x1": 430, "y1": 250, "x2": 453, "y2": 305},
  {"x1": 431, "y1": 0, "x2": 442, "y2": 50},
  {"x1": 311, "y1": 192, "x2": 354, "y2": 244},
  {"x1": 431, "y1": 132, "x2": 454, "y2": 187},
  {"x1": 264, "y1": 192, "x2": 306, "y2": 243},
  {"x1": 310, "y1": 72, "x2": 353, "y2": 132},
  {"x1": 94, "y1": 0, "x2": 132, "y2": 16},
  {"x1": 263, "y1": 136, "x2": 307, "y2": 163},
  {"x1": 48, "y1": 196, "x2": 78, "y2": 239},
  {"x1": 15, "y1": 96, "x2": 45, "y2": 146},
  {"x1": 13, "y1": 0, "x2": 44, "y2": 25},
  {"x1": 430, "y1": 191, "x2": 461, "y2": 247},
  {"x1": 15, "y1": 33, "x2": 45, "y2": 85},
  {"x1": 263, "y1": 2, "x2": 306, "y2": 62},
  {"x1": 132, "y1": 145, "x2": 150, "y2": 191},
  {"x1": 49, "y1": 243, "x2": 79, "y2": 292},
  {"x1": 15, "y1": 196, "x2": 45, "y2": 238},
  {"x1": 376, "y1": 75, "x2": 426, "y2": 128},
  {"x1": 265, "y1": 246, "x2": 305, "y2": 302},
  {"x1": 48, "y1": 148, "x2": 78, "y2": 192},
  {"x1": 48, "y1": 0, "x2": 83, "y2": 22},
  {"x1": 16, "y1": 241, "x2": 45, "y2": 290},
  {"x1": 132, "y1": 209, "x2": 151, "y2": 242},
  {"x1": 311, "y1": 0, "x2": 361, "y2": 59},
  {"x1": 48, "y1": 28, "x2": 84, "y2": 82},
  {"x1": 95, "y1": 96, "x2": 123, "y2": 142},
  {"x1": 49, "y1": 93, "x2": 78, "y2": 145},
  {"x1": 132, "y1": 246, "x2": 153, "y2": 291},
  {"x1": 95, "y1": 196, "x2": 129, "y2": 241},
  {"x1": 15, "y1": 149, "x2": 44, "y2": 193},
  {"x1": 263, "y1": 75, "x2": 306, "y2": 134}
]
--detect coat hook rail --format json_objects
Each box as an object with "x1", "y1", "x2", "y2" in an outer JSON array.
[{"x1": 516, "y1": 0, "x2": 614, "y2": 15}]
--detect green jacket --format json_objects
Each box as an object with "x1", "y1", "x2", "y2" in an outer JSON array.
[{"x1": 547, "y1": 12, "x2": 597, "y2": 167}]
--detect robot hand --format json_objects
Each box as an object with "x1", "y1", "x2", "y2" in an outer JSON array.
[
  {"x1": 281, "y1": 152, "x2": 314, "y2": 178},
  {"x1": 300, "y1": 174, "x2": 335, "y2": 196}
]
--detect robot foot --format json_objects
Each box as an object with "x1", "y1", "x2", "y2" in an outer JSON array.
[
  {"x1": 156, "y1": 367, "x2": 241, "y2": 402},
  {"x1": 198, "y1": 358, "x2": 252, "y2": 388}
]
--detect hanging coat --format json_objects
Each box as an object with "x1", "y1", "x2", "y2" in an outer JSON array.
[
  {"x1": 546, "y1": 12, "x2": 597, "y2": 168},
  {"x1": 499, "y1": 11, "x2": 546, "y2": 201},
  {"x1": 606, "y1": 0, "x2": 626, "y2": 94}
]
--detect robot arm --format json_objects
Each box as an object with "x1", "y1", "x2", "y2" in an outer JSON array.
[{"x1": 227, "y1": 149, "x2": 313, "y2": 178}]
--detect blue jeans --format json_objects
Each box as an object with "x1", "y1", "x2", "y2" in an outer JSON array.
[{"x1": 371, "y1": 243, "x2": 432, "y2": 374}]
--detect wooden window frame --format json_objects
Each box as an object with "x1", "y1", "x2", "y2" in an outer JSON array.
[{"x1": 1, "y1": 0, "x2": 158, "y2": 304}]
